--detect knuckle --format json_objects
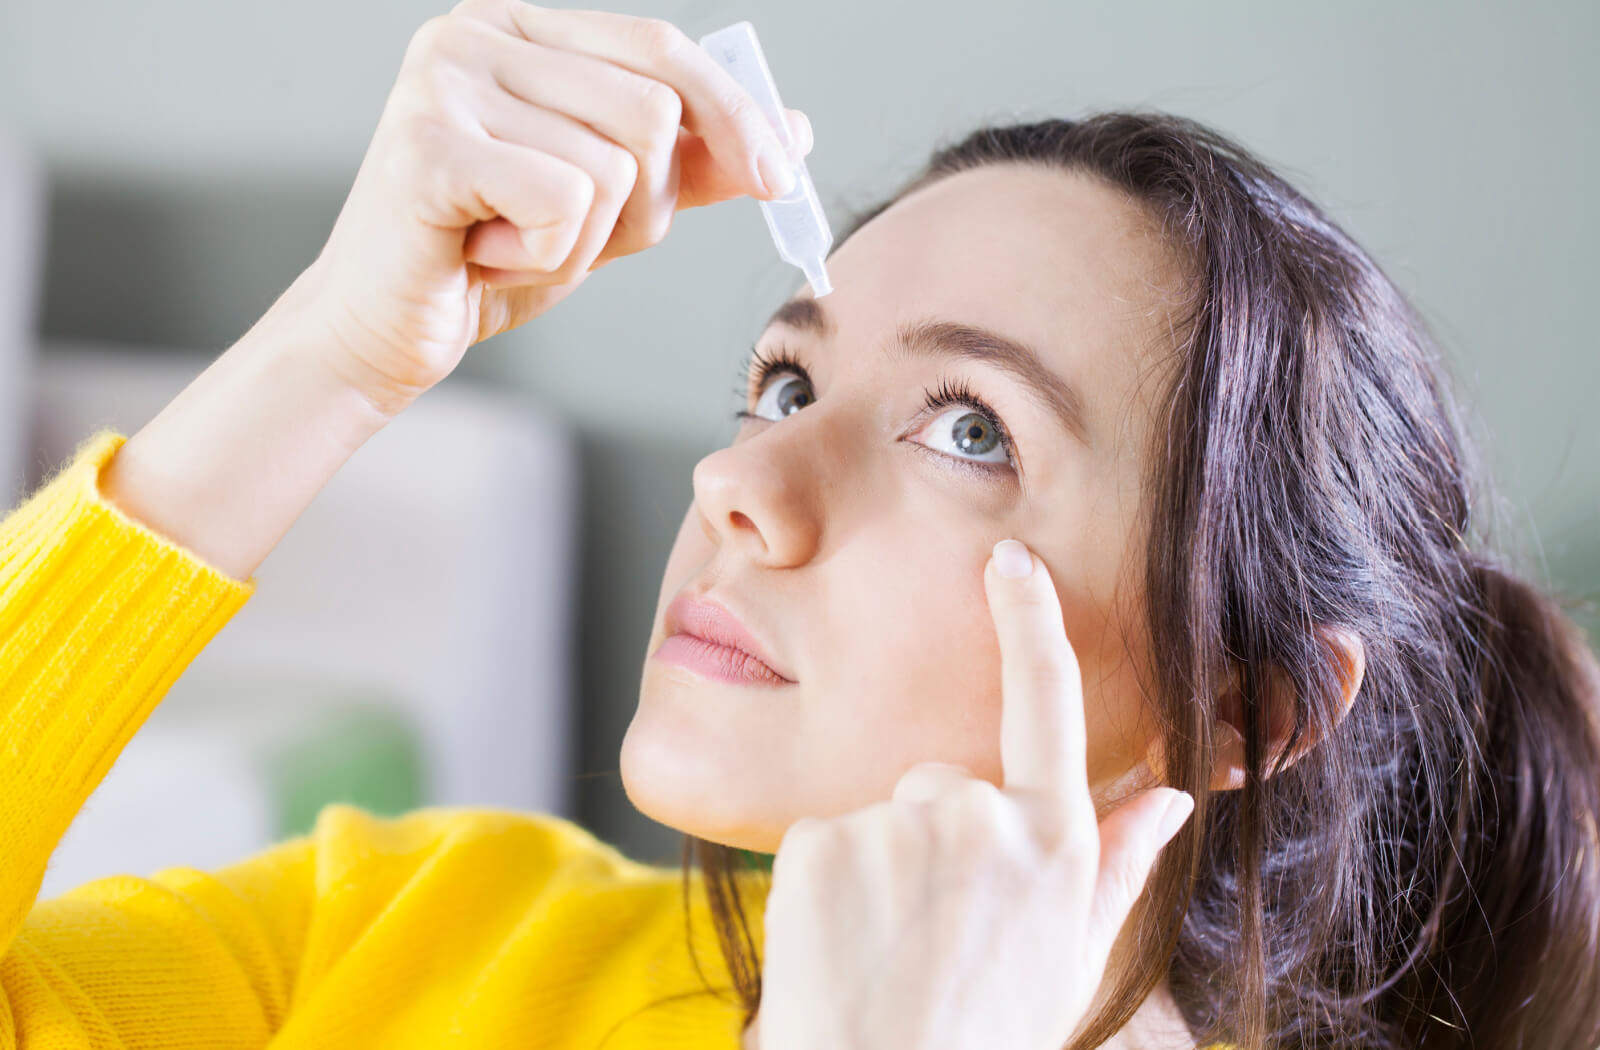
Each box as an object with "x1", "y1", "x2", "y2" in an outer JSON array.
[
  {"x1": 401, "y1": 22, "x2": 476, "y2": 103},
  {"x1": 891, "y1": 768, "x2": 933, "y2": 801},
  {"x1": 550, "y1": 165, "x2": 595, "y2": 218},
  {"x1": 957, "y1": 777, "x2": 1004, "y2": 808},
  {"x1": 634, "y1": 77, "x2": 683, "y2": 131},
  {"x1": 941, "y1": 785, "x2": 985, "y2": 822},
  {"x1": 642, "y1": 119, "x2": 679, "y2": 165},
  {"x1": 568, "y1": 169, "x2": 599, "y2": 215},
  {"x1": 776, "y1": 816, "x2": 832, "y2": 862},
  {"x1": 600, "y1": 144, "x2": 638, "y2": 194},
  {"x1": 628, "y1": 16, "x2": 688, "y2": 62},
  {"x1": 608, "y1": 145, "x2": 640, "y2": 190},
  {"x1": 720, "y1": 89, "x2": 767, "y2": 146},
  {"x1": 404, "y1": 15, "x2": 456, "y2": 64}
]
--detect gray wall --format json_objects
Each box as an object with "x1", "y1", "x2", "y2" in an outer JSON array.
[{"x1": 4, "y1": 0, "x2": 1596, "y2": 862}]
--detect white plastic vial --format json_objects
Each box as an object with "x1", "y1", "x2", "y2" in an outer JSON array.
[{"x1": 699, "y1": 22, "x2": 833, "y2": 297}]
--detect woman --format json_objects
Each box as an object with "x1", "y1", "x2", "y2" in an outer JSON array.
[{"x1": 2, "y1": 2, "x2": 1596, "y2": 1048}]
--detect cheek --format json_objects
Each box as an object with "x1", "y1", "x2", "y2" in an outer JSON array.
[
  {"x1": 817, "y1": 529, "x2": 1155, "y2": 805},
  {"x1": 809, "y1": 527, "x2": 1009, "y2": 795}
]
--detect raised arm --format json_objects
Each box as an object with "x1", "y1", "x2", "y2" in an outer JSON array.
[{"x1": 95, "y1": 277, "x2": 395, "y2": 581}]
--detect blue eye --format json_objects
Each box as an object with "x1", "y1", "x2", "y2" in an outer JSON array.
[
  {"x1": 911, "y1": 378, "x2": 1016, "y2": 473},
  {"x1": 753, "y1": 373, "x2": 814, "y2": 421},
  {"x1": 919, "y1": 406, "x2": 1008, "y2": 463}
]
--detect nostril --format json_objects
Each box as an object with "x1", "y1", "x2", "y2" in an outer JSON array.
[{"x1": 729, "y1": 510, "x2": 758, "y2": 532}]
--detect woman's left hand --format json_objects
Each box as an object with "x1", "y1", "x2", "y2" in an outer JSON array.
[{"x1": 752, "y1": 540, "x2": 1195, "y2": 1050}]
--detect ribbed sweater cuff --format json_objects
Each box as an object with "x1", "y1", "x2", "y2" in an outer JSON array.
[{"x1": 0, "y1": 428, "x2": 254, "y2": 937}]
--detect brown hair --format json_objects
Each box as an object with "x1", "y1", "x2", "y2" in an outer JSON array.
[{"x1": 680, "y1": 113, "x2": 1600, "y2": 1049}]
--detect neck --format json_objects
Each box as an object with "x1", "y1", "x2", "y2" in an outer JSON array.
[{"x1": 1091, "y1": 975, "x2": 1195, "y2": 1050}]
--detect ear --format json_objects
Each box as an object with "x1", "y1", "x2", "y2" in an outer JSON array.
[{"x1": 1210, "y1": 627, "x2": 1365, "y2": 792}]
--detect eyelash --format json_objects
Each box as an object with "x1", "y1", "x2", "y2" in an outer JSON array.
[
  {"x1": 733, "y1": 343, "x2": 812, "y2": 411},
  {"x1": 732, "y1": 343, "x2": 1018, "y2": 475}
]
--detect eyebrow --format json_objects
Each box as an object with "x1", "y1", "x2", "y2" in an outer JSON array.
[{"x1": 763, "y1": 297, "x2": 1090, "y2": 444}]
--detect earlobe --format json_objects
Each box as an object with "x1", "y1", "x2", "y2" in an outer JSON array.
[{"x1": 1207, "y1": 627, "x2": 1366, "y2": 793}]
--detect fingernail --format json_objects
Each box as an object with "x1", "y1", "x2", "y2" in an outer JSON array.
[
  {"x1": 758, "y1": 142, "x2": 796, "y2": 197},
  {"x1": 1156, "y1": 790, "x2": 1195, "y2": 842},
  {"x1": 992, "y1": 539, "x2": 1034, "y2": 578}
]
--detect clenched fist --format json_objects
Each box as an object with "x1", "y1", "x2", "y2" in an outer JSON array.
[{"x1": 297, "y1": 0, "x2": 813, "y2": 417}]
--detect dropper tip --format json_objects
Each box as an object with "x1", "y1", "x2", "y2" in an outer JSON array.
[{"x1": 802, "y1": 257, "x2": 832, "y2": 297}]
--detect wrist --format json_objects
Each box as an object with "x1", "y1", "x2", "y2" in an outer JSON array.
[
  {"x1": 101, "y1": 298, "x2": 395, "y2": 580},
  {"x1": 265, "y1": 251, "x2": 456, "y2": 422},
  {"x1": 253, "y1": 255, "x2": 420, "y2": 426},
  {"x1": 234, "y1": 305, "x2": 398, "y2": 452}
]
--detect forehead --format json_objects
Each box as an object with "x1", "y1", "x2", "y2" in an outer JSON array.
[{"x1": 820, "y1": 164, "x2": 1190, "y2": 429}]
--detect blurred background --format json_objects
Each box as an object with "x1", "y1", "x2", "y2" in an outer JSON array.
[{"x1": 1, "y1": 0, "x2": 1595, "y2": 882}]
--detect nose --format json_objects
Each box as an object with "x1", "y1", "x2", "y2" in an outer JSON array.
[{"x1": 691, "y1": 416, "x2": 829, "y2": 569}]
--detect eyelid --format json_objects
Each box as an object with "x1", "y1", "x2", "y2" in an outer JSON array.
[{"x1": 745, "y1": 342, "x2": 812, "y2": 402}]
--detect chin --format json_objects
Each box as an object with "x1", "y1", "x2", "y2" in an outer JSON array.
[{"x1": 619, "y1": 708, "x2": 785, "y2": 854}]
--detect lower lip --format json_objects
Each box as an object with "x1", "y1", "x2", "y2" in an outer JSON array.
[{"x1": 654, "y1": 633, "x2": 791, "y2": 686}]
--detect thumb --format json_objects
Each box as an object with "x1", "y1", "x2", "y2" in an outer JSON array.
[{"x1": 1086, "y1": 788, "x2": 1193, "y2": 952}]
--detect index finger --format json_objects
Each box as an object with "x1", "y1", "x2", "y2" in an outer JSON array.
[
  {"x1": 497, "y1": 5, "x2": 793, "y2": 198},
  {"x1": 984, "y1": 539, "x2": 1091, "y2": 815}
]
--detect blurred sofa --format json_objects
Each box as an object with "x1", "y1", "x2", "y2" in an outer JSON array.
[{"x1": 1, "y1": 123, "x2": 582, "y2": 898}]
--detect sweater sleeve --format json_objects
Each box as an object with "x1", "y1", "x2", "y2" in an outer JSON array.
[{"x1": 0, "y1": 429, "x2": 262, "y2": 1039}]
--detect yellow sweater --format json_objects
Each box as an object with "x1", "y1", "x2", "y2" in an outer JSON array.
[{"x1": 0, "y1": 430, "x2": 766, "y2": 1050}]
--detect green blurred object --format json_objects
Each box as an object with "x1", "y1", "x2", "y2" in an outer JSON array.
[
  {"x1": 266, "y1": 704, "x2": 427, "y2": 839},
  {"x1": 738, "y1": 849, "x2": 774, "y2": 873}
]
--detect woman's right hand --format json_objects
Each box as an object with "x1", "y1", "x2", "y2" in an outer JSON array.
[
  {"x1": 95, "y1": 1, "x2": 812, "y2": 581},
  {"x1": 299, "y1": 0, "x2": 813, "y2": 418}
]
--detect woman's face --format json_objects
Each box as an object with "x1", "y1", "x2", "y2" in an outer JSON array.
[{"x1": 623, "y1": 164, "x2": 1192, "y2": 853}]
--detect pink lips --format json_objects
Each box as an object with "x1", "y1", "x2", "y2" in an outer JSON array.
[{"x1": 655, "y1": 595, "x2": 793, "y2": 686}]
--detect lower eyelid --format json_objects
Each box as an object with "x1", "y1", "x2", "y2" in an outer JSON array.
[
  {"x1": 917, "y1": 405, "x2": 1016, "y2": 465},
  {"x1": 906, "y1": 441, "x2": 1014, "y2": 479}
]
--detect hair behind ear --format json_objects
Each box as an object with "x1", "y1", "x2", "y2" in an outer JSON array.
[
  {"x1": 1432, "y1": 559, "x2": 1600, "y2": 1047},
  {"x1": 1208, "y1": 628, "x2": 1366, "y2": 791}
]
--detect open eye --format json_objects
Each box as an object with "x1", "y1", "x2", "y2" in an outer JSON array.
[
  {"x1": 753, "y1": 373, "x2": 815, "y2": 421},
  {"x1": 908, "y1": 376, "x2": 1017, "y2": 475},
  {"x1": 914, "y1": 404, "x2": 1011, "y2": 465}
]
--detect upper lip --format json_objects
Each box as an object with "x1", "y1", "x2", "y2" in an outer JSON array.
[{"x1": 663, "y1": 593, "x2": 795, "y2": 683}]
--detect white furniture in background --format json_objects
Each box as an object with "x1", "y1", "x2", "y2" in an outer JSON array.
[{"x1": 31, "y1": 345, "x2": 580, "y2": 897}]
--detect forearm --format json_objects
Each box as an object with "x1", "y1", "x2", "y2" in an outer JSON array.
[{"x1": 98, "y1": 263, "x2": 393, "y2": 581}]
